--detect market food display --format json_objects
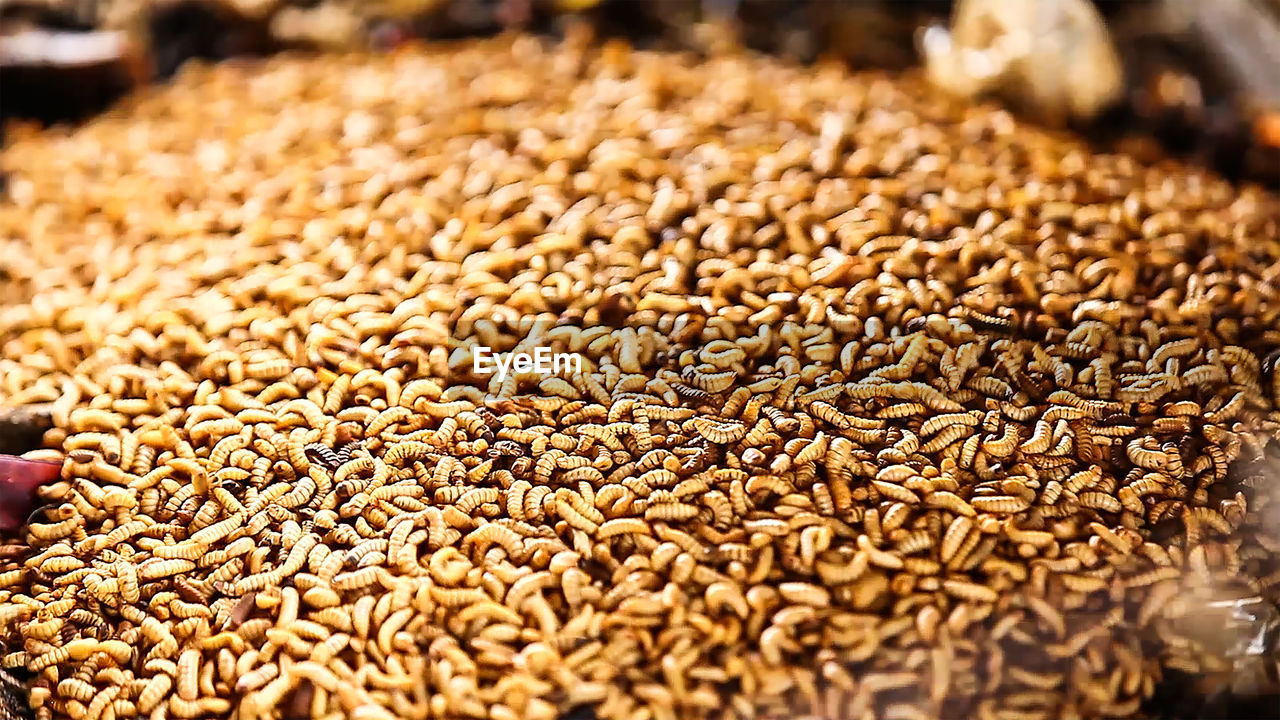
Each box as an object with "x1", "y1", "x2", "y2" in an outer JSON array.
[{"x1": 0, "y1": 35, "x2": 1278, "y2": 720}]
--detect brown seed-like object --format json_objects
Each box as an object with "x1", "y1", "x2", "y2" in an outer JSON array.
[{"x1": 1, "y1": 34, "x2": 1279, "y2": 720}]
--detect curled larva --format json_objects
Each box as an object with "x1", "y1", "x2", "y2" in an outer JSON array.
[
  {"x1": 777, "y1": 582, "x2": 831, "y2": 607},
  {"x1": 871, "y1": 481, "x2": 921, "y2": 505},
  {"x1": 689, "y1": 417, "x2": 748, "y2": 444},
  {"x1": 925, "y1": 491, "x2": 975, "y2": 517},
  {"x1": 1078, "y1": 492, "x2": 1123, "y2": 514},
  {"x1": 683, "y1": 367, "x2": 737, "y2": 393},
  {"x1": 1059, "y1": 573, "x2": 1110, "y2": 594},
  {"x1": 920, "y1": 412, "x2": 981, "y2": 437},
  {"x1": 942, "y1": 579, "x2": 999, "y2": 603},
  {"x1": 971, "y1": 495, "x2": 1031, "y2": 514},
  {"x1": 856, "y1": 534, "x2": 905, "y2": 570},
  {"x1": 1003, "y1": 522, "x2": 1054, "y2": 548},
  {"x1": 941, "y1": 517, "x2": 974, "y2": 564}
]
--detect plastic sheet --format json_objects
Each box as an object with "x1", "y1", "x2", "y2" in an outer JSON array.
[
  {"x1": 1142, "y1": 584, "x2": 1280, "y2": 719},
  {"x1": 1205, "y1": 594, "x2": 1280, "y2": 713}
]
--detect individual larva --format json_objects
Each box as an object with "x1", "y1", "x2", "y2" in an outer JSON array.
[{"x1": 0, "y1": 32, "x2": 1279, "y2": 720}]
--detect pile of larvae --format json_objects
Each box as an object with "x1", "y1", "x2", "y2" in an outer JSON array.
[{"x1": 1, "y1": 33, "x2": 1279, "y2": 720}]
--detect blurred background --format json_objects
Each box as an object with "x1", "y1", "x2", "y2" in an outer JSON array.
[{"x1": 1, "y1": 0, "x2": 1278, "y2": 186}]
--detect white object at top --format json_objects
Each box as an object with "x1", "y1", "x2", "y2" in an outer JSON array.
[
  {"x1": 0, "y1": 29, "x2": 128, "y2": 67},
  {"x1": 922, "y1": 0, "x2": 1125, "y2": 122}
]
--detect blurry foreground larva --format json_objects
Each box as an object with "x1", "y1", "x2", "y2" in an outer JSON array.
[{"x1": 0, "y1": 30, "x2": 1279, "y2": 720}]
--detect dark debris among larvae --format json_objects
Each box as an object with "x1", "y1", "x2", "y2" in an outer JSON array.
[{"x1": 1, "y1": 33, "x2": 1279, "y2": 720}]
